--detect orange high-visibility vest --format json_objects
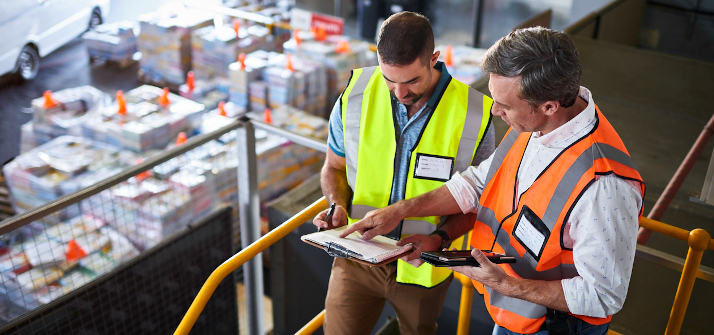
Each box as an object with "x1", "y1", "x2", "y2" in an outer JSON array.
[{"x1": 471, "y1": 106, "x2": 645, "y2": 334}]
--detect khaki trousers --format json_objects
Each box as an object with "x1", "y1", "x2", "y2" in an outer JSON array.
[{"x1": 324, "y1": 257, "x2": 453, "y2": 335}]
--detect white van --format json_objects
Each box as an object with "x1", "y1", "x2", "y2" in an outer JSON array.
[{"x1": 0, "y1": 0, "x2": 111, "y2": 81}]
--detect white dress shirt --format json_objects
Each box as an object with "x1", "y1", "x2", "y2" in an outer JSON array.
[{"x1": 445, "y1": 87, "x2": 643, "y2": 317}]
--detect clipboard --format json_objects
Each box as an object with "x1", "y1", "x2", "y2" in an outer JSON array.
[
  {"x1": 419, "y1": 250, "x2": 516, "y2": 267},
  {"x1": 301, "y1": 226, "x2": 415, "y2": 267},
  {"x1": 302, "y1": 239, "x2": 414, "y2": 267}
]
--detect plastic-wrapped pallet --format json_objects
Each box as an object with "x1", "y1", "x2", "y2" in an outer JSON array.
[
  {"x1": 267, "y1": 54, "x2": 328, "y2": 117},
  {"x1": 2, "y1": 136, "x2": 137, "y2": 223},
  {"x1": 82, "y1": 21, "x2": 138, "y2": 64},
  {"x1": 28, "y1": 86, "x2": 108, "y2": 147},
  {"x1": 179, "y1": 74, "x2": 230, "y2": 110},
  {"x1": 226, "y1": 51, "x2": 267, "y2": 110},
  {"x1": 436, "y1": 45, "x2": 488, "y2": 86},
  {"x1": 104, "y1": 176, "x2": 193, "y2": 250},
  {"x1": 136, "y1": 4, "x2": 214, "y2": 85},
  {"x1": 0, "y1": 215, "x2": 139, "y2": 311},
  {"x1": 263, "y1": 59, "x2": 306, "y2": 110},
  {"x1": 81, "y1": 85, "x2": 205, "y2": 152},
  {"x1": 191, "y1": 25, "x2": 240, "y2": 80},
  {"x1": 283, "y1": 33, "x2": 375, "y2": 115}
]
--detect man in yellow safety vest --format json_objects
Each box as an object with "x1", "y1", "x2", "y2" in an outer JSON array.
[{"x1": 312, "y1": 11, "x2": 495, "y2": 335}]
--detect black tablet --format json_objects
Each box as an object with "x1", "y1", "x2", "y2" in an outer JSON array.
[{"x1": 419, "y1": 250, "x2": 516, "y2": 267}]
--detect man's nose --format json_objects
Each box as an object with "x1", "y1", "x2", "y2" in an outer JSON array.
[
  {"x1": 491, "y1": 104, "x2": 503, "y2": 116},
  {"x1": 394, "y1": 85, "x2": 408, "y2": 99}
]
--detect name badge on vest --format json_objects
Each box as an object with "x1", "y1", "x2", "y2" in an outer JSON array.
[
  {"x1": 413, "y1": 153, "x2": 454, "y2": 182},
  {"x1": 513, "y1": 205, "x2": 550, "y2": 261}
]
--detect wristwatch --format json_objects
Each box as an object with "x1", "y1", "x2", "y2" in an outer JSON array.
[{"x1": 430, "y1": 229, "x2": 451, "y2": 250}]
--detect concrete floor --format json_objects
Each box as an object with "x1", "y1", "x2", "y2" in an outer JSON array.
[{"x1": 1, "y1": 2, "x2": 713, "y2": 334}]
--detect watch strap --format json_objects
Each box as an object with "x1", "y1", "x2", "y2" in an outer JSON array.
[{"x1": 430, "y1": 229, "x2": 451, "y2": 250}]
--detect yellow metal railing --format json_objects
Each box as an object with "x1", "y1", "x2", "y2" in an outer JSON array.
[
  {"x1": 639, "y1": 218, "x2": 713, "y2": 335},
  {"x1": 295, "y1": 310, "x2": 326, "y2": 335},
  {"x1": 174, "y1": 197, "x2": 328, "y2": 335},
  {"x1": 176, "y1": 199, "x2": 712, "y2": 335}
]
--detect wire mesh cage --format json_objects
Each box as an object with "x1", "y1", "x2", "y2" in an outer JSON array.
[{"x1": 0, "y1": 114, "x2": 326, "y2": 333}]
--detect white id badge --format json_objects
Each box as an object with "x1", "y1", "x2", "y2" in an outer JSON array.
[
  {"x1": 513, "y1": 205, "x2": 550, "y2": 260},
  {"x1": 413, "y1": 153, "x2": 454, "y2": 182}
]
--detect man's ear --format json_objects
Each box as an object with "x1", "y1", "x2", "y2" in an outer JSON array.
[
  {"x1": 540, "y1": 101, "x2": 560, "y2": 116},
  {"x1": 431, "y1": 51, "x2": 440, "y2": 67}
]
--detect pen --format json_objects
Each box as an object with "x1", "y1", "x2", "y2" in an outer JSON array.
[{"x1": 319, "y1": 202, "x2": 336, "y2": 232}]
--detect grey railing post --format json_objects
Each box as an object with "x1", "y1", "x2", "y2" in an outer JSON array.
[{"x1": 237, "y1": 118, "x2": 265, "y2": 335}]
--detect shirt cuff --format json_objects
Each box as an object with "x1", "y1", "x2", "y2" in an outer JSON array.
[{"x1": 445, "y1": 172, "x2": 480, "y2": 214}]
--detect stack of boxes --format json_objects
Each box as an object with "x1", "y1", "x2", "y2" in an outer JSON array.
[
  {"x1": 24, "y1": 87, "x2": 108, "y2": 151},
  {"x1": 136, "y1": 6, "x2": 214, "y2": 85},
  {"x1": 0, "y1": 215, "x2": 139, "y2": 317},
  {"x1": 2, "y1": 136, "x2": 135, "y2": 223},
  {"x1": 81, "y1": 85, "x2": 205, "y2": 153},
  {"x1": 82, "y1": 21, "x2": 138, "y2": 64},
  {"x1": 283, "y1": 34, "x2": 377, "y2": 117}
]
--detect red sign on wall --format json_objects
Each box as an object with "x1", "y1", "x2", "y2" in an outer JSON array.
[
  {"x1": 291, "y1": 8, "x2": 345, "y2": 35},
  {"x1": 311, "y1": 13, "x2": 344, "y2": 35}
]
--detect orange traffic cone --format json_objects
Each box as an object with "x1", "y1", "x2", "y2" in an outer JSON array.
[
  {"x1": 336, "y1": 40, "x2": 351, "y2": 54},
  {"x1": 176, "y1": 132, "x2": 187, "y2": 145},
  {"x1": 218, "y1": 101, "x2": 227, "y2": 117},
  {"x1": 66, "y1": 240, "x2": 87, "y2": 262},
  {"x1": 135, "y1": 158, "x2": 150, "y2": 182},
  {"x1": 238, "y1": 53, "x2": 246, "y2": 70},
  {"x1": 315, "y1": 26, "x2": 326, "y2": 41},
  {"x1": 233, "y1": 19, "x2": 241, "y2": 36},
  {"x1": 293, "y1": 29, "x2": 302, "y2": 45},
  {"x1": 43, "y1": 90, "x2": 58, "y2": 109},
  {"x1": 263, "y1": 107, "x2": 273, "y2": 124},
  {"x1": 158, "y1": 87, "x2": 170, "y2": 107},
  {"x1": 285, "y1": 54, "x2": 294, "y2": 72},
  {"x1": 186, "y1": 71, "x2": 195, "y2": 92},
  {"x1": 444, "y1": 45, "x2": 454, "y2": 66},
  {"x1": 116, "y1": 90, "x2": 127, "y2": 116}
]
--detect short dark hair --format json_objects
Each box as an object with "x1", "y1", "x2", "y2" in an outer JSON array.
[
  {"x1": 481, "y1": 27, "x2": 581, "y2": 108},
  {"x1": 377, "y1": 11, "x2": 434, "y2": 67}
]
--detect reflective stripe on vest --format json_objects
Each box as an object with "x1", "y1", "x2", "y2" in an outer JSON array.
[
  {"x1": 472, "y1": 107, "x2": 644, "y2": 333},
  {"x1": 341, "y1": 66, "x2": 491, "y2": 288}
]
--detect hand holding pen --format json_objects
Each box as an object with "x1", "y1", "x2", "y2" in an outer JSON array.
[{"x1": 314, "y1": 202, "x2": 346, "y2": 231}]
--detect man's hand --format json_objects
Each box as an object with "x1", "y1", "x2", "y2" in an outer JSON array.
[
  {"x1": 313, "y1": 205, "x2": 348, "y2": 230},
  {"x1": 448, "y1": 249, "x2": 508, "y2": 288},
  {"x1": 339, "y1": 205, "x2": 405, "y2": 239},
  {"x1": 394, "y1": 233, "x2": 443, "y2": 267}
]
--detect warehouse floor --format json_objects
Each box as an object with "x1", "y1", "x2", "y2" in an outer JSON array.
[{"x1": 1, "y1": 4, "x2": 713, "y2": 335}]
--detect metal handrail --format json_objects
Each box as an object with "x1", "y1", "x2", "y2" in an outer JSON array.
[
  {"x1": 174, "y1": 196, "x2": 328, "y2": 335},
  {"x1": 295, "y1": 310, "x2": 326, "y2": 335},
  {"x1": 0, "y1": 120, "x2": 244, "y2": 235},
  {"x1": 638, "y1": 218, "x2": 713, "y2": 335},
  {"x1": 454, "y1": 272, "x2": 474, "y2": 335}
]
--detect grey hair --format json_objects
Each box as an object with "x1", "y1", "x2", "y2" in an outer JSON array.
[{"x1": 481, "y1": 27, "x2": 581, "y2": 108}]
